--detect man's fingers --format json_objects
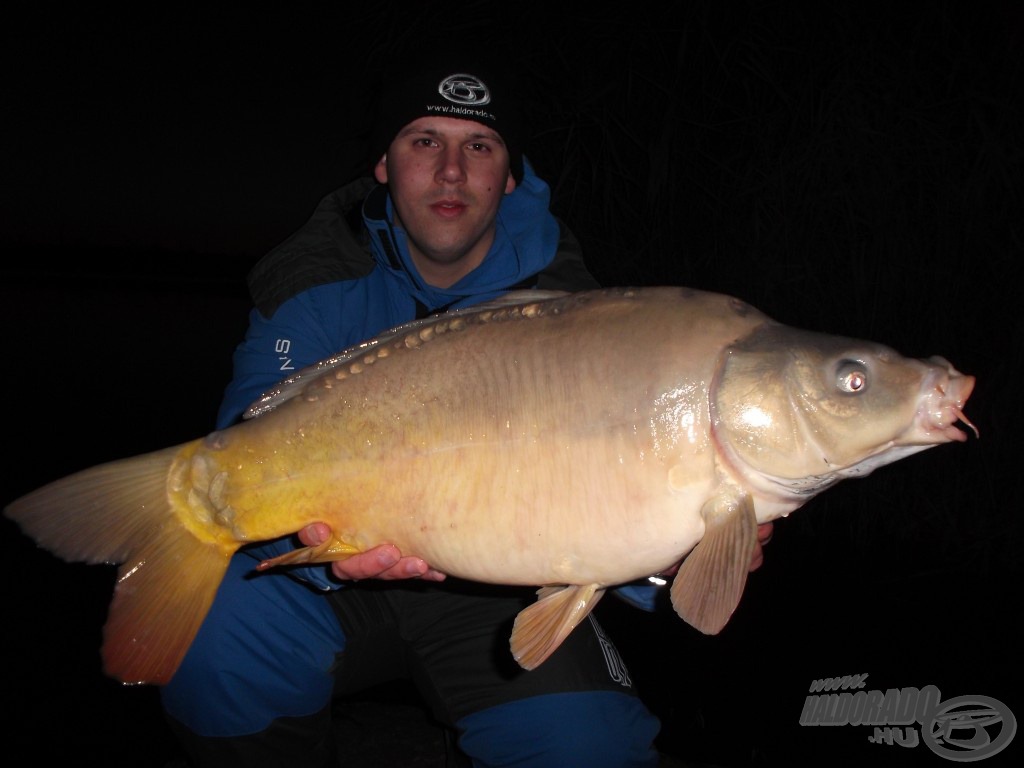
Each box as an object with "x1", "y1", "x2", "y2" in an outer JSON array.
[
  {"x1": 328, "y1": 545, "x2": 446, "y2": 582},
  {"x1": 298, "y1": 522, "x2": 332, "y2": 547},
  {"x1": 332, "y1": 544, "x2": 401, "y2": 580},
  {"x1": 748, "y1": 521, "x2": 774, "y2": 573},
  {"x1": 419, "y1": 566, "x2": 447, "y2": 583},
  {"x1": 748, "y1": 543, "x2": 765, "y2": 573}
]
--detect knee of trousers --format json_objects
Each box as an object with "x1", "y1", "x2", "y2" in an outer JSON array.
[
  {"x1": 455, "y1": 691, "x2": 661, "y2": 767},
  {"x1": 160, "y1": 552, "x2": 347, "y2": 736},
  {"x1": 166, "y1": 705, "x2": 337, "y2": 768}
]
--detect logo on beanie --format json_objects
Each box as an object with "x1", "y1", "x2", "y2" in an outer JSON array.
[{"x1": 438, "y1": 74, "x2": 491, "y2": 107}]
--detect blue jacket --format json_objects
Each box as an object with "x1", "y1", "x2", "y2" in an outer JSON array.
[{"x1": 219, "y1": 160, "x2": 658, "y2": 609}]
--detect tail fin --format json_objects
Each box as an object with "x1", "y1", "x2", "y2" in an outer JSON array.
[{"x1": 5, "y1": 442, "x2": 233, "y2": 685}]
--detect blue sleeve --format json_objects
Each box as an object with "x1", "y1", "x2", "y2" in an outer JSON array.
[
  {"x1": 612, "y1": 582, "x2": 661, "y2": 612},
  {"x1": 218, "y1": 294, "x2": 347, "y2": 591},
  {"x1": 216, "y1": 298, "x2": 340, "y2": 429}
]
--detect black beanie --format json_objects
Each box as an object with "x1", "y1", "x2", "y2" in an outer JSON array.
[{"x1": 368, "y1": 65, "x2": 524, "y2": 184}]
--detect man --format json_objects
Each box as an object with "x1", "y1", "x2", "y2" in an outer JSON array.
[{"x1": 162, "y1": 61, "x2": 772, "y2": 767}]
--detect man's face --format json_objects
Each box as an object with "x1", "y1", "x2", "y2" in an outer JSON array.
[{"x1": 375, "y1": 117, "x2": 516, "y2": 283}]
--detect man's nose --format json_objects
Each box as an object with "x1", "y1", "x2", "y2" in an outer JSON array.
[{"x1": 435, "y1": 145, "x2": 466, "y2": 183}]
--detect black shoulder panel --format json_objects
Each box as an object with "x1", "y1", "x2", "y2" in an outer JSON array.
[
  {"x1": 536, "y1": 220, "x2": 602, "y2": 292},
  {"x1": 248, "y1": 178, "x2": 378, "y2": 318}
]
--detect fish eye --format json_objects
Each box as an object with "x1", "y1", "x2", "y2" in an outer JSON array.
[{"x1": 836, "y1": 360, "x2": 868, "y2": 393}]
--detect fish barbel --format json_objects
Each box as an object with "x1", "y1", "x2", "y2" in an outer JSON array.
[{"x1": 4, "y1": 287, "x2": 976, "y2": 685}]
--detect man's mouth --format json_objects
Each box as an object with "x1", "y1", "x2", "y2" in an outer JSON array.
[{"x1": 431, "y1": 199, "x2": 467, "y2": 217}]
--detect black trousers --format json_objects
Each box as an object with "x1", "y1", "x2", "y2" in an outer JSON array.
[{"x1": 167, "y1": 579, "x2": 652, "y2": 768}]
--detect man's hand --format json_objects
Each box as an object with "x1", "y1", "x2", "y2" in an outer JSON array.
[
  {"x1": 748, "y1": 521, "x2": 774, "y2": 573},
  {"x1": 297, "y1": 523, "x2": 447, "y2": 582}
]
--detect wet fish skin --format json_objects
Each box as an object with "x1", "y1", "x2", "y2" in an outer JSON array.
[{"x1": 3, "y1": 287, "x2": 975, "y2": 684}]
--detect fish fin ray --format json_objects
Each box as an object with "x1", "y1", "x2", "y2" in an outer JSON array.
[
  {"x1": 257, "y1": 538, "x2": 363, "y2": 570},
  {"x1": 4, "y1": 441, "x2": 235, "y2": 684},
  {"x1": 463, "y1": 289, "x2": 570, "y2": 310},
  {"x1": 5, "y1": 444, "x2": 189, "y2": 564},
  {"x1": 510, "y1": 584, "x2": 605, "y2": 670},
  {"x1": 670, "y1": 493, "x2": 758, "y2": 634},
  {"x1": 104, "y1": 527, "x2": 231, "y2": 685}
]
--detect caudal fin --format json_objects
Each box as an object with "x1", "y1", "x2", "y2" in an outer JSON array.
[{"x1": 4, "y1": 442, "x2": 233, "y2": 685}]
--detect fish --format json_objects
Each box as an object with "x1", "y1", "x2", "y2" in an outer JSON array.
[{"x1": 4, "y1": 286, "x2": 976, "y2": 686}]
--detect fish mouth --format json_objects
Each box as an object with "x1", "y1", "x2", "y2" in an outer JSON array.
[{"x1": 916, "y1": 357, "x2": 978, "y2": 443}]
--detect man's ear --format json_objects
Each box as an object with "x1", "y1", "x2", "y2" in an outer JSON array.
[
  {"x1": 505, "y1": 171, "x2": 516, "y2": 194},
  {"x1": 374, "y1": 155, "x2": 388, "y2": 184}
]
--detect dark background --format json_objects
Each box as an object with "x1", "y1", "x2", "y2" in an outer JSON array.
[{"x1": 2, "y1": 3, "x2": 1021, "y2": 766}]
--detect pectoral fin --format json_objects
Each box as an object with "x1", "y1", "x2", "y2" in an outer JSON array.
[
  {"x1": 670, "y1": 493, "x2": 757, "y2": 634},
  {"x1": 510, "y1": 584, "x2": 606, "y2": 670},
  {"x1": 256, "y1": 537, "x2": 364, "y2": 571}
]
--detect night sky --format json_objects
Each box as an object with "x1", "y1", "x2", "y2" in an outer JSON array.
[{"x1": 3, "y1": 5, "x2": 1022, "y2": 767}]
